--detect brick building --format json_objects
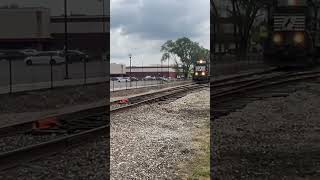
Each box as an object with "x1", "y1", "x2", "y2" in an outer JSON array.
[{"x1": 0, "y1": 7, "x2": 109, "y2": 58}]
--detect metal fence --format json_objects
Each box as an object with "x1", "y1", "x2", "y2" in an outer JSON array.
[
  {"x1": 0, "y1": 57, "x2": 108, "y2": 94},
  {"x1": 110, "y1": 79, "x2": 187, "y2": 92}
]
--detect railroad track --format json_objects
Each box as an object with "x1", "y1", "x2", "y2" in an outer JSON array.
[
  {"x1": 211, "y1": 68, "x2": 320, "y2": 119},
  {"x1": 0, "y1": 82, "x2": 207, "y2": 171}
]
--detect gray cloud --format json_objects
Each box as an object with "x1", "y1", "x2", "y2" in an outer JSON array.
[
  {"x1": 110, "y1": 0, "x2": 209, "y2": 65},
  {"x1": 111, "y1": 0, "x2": 209, "y2": 40}
]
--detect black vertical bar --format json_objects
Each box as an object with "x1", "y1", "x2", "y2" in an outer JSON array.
[
  {"x1": 84, "y1": 59, "x2": 87, "y2": 85},
  {"x1": 168, "y1": 59, "x2": 169, "y2": 78},
  {"x1": 9, "y1": 58, "x2": 12, "y2": 94},
  {"x1": 50, "y1": 56, "x2": 53, "y2": 89},
  {"x1": 129, "y1": 56, "x2": 132, "y2": 87},
  {"x1": 64, "y1": 0, "x2": 69, "y2": 79}
]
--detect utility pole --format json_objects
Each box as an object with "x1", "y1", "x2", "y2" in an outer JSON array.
[
  {"x1": 161, "y1": 60, "x2": 163, "y2": 77},
  {"x1": 64, "y1": 0, "x2": 69, "y2": 79},
  {"x1": 142, "y1": 61, "x2": 143, "y2": 79},
  {"x1": 102, "y1": 0, "x2": 106, "y2": 33},
  {"x1": 102, "y1": 0, "x2": 107, "y2": 62},
  {"x1": 129, "y1": 54, "x2": 132, "y2": 87},
  {"x1": 167, "y1": 58, "x2": 170, "y2": 78}
]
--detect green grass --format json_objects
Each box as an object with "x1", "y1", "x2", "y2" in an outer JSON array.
[{"x1": 187, "y1": 130, "x2": 210, "y2": 180}]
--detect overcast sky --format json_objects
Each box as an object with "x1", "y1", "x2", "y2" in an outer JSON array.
[{"x1": 111, "y1": 0, "x2": 209, "y2": 66}]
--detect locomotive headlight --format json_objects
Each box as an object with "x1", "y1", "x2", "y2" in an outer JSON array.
[
  {"x1": 195, "y1": 72, "x2": 199, "y2": 76},
  {"x1": 273, "y1": 33, "x2": 282, "y2": 44},
  {"x1": 293, "y1": 32, "x2": 305, "y2": 44},
  {"x1": 201, "y1": 72, "x2": 205, "y2": 76}
]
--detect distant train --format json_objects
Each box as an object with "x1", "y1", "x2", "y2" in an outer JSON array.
[
  {"x1": 193, "y1": 59, "x2": 209, "y2": 83},
  {"x1": 263, "y1": 0, "x2": 320, "y2": 67}
]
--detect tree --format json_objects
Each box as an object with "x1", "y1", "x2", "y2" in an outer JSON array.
[
  {"x1": 161, "y1": 37, "x2": 209, "y2": 78},
  {"x1": 228, "y1": 0, "x2": 267, "y2": 57},
  {"x1": 307, "y1": 0, "x2": 320, "y2": 45}
]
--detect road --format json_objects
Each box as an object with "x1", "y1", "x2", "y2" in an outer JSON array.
[{"x1": 0, "y1": 60, "x2": 108, "y2": 86}]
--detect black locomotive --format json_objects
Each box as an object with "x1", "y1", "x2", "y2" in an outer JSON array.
[
  {"x1": 193, "y1": 59, "x2": 209, "y2": 83},
  {"x1": 263, "y1": 0, "x2": 320, "y2": 67}
]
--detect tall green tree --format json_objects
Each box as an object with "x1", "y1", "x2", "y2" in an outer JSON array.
[{"x1": 161, "y1": 37, "x2": 209, "y2": 78}]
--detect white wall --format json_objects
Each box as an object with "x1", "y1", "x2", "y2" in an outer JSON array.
[
  {"x1": 126, "y1": 67, "x2": 176, "y2": 73},
  {"x1": 110, "y1": 63, "x2": 126, "y2": 75},
  {"x1": 50, "y1": 21, "x2": 110, "y2": 33},
  {"x1": 0, "y1": 8, "x2": 50, "y2": 39}
]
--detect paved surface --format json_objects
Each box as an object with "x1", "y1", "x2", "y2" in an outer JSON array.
[
  {"x1": 0, "y1": 60, "x2": 108, "y2": 86},
  {"x1": 110, "y1": 80, "x2": 167, "y2": 91},
  {"x1": 0, "y1": 77, "x2": 107, "y2": 94}
]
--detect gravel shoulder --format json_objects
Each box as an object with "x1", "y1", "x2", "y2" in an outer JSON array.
[
  {"x1": 212, "y1": 82, "x2": 320, "y2": 179},
  {"x1": 111, "y1": 88, "x2": 210, "y2": 179},
  {"x1": 0, "y1": 135, "x2": 109, "y2": 180}
]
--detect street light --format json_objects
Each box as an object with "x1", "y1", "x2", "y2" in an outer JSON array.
[
  {"x1": 167, "y1": 58, "x2": 170, "y2": 78},
  {"x1": 64, "y1": 0, "x2": 69, "y2": 79},
  {"x1": 98, "y1": 0, "x2": 107, "y2": 61},
  {"x1": 129, "y1": 53, "x2": 132, "y2": 87}
]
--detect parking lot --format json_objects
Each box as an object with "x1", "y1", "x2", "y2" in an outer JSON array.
[
  {"x1": 0, "y1": 59, "x2": 108, "y2": 86},
  {"x1": 110, "y1": 80, "x2": 166, "y2": 91}
]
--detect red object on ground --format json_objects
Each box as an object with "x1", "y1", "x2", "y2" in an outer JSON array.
[
  {"x1": 33, "y1": 117, "x2": 59, "y2": 129},
  {"x1": 119, "y1": 98, "x2": 129, "y2": 104}
]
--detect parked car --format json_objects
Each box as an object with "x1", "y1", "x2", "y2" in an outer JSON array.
[
  {"x1": 129, "y1": 77, "x2": 139, "y2": 81},
  {"x1": 0, "y1": 50, "x2": 26, "y2": 60},
  {"x1": 24, "y1": 51, "x2": 65, "y2": 65},
  {"x1": 111, "y1": 77, "x2": 118, "y2": 81},
  {"x1": 121, "y1": 77, "x2": 131, "y2": 82},
  {"x1": 143, "y1": 76, "x2": 152, "y2": 80},
  {"x1": 20, "y1": 49, "x2": 39, "y2": 56},
  {"x1": 143, "y1": 76, "x2": 156, "y2": 80},
  {"x1": 159, "y1": 77, "x2": 169, "y2": 81},
  {"x1": 65, "y1": 50, "x2": 89, "y2": 63}
]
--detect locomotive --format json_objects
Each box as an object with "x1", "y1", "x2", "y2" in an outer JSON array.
[
  {"x1": 193, "y1": 59, "x2": 209, "y2": 83},
  {"x1": 263, "y1": 0, "x2": 320, "y2": 67}
]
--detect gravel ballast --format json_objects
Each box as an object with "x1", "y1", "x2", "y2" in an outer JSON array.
[
  {"x1": 0, "y1": 135, "x2": 109, "y2": 180},
  {"x1": 0, "y1": 134, "x2": 65, "y2": 153},
  {"x1": 212, "y1": 82, "x2": 320, "y2": 179},
  {"x1": 111, "y1": 88, "x2": 210, "y2": 179}
]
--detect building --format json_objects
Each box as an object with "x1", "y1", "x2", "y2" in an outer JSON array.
[
  {"x1": 0, "y1": 7, "x2": 109, "y2": 57},
  {"x1": 110, "y1": 63, "x2": 126, "y2": 77},
  {"x1": 0, "y1": 7, "x2": 51, "y2": 49},
  {"x1": 50, "y1": 15, "x2": 109, "y2": 56},
  {"x1": 125, "y1": 65, "x2": 177, "y2": 79}
]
